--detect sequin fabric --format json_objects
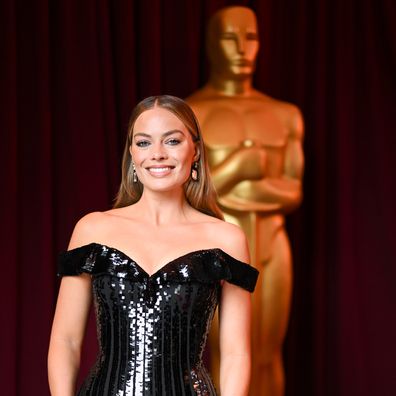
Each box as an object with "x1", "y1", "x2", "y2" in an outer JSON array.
[{"x1": 58, "y1": 243, "x2": 258, "y2": 396}]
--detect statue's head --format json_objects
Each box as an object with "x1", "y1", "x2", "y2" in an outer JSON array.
[{"x1": 207, "y1": 6, "x2": 259, "y2": 79}]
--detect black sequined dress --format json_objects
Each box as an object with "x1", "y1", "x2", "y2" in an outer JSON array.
[{"x1": 58, "y1": 243, "x2": 258, "y2": 396}]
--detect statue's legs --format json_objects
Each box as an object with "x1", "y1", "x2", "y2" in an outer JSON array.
[
  {"x1": 208, "y1": 211, "x2": 292, "y2": 396},
  {"x1": 251, "y1": 227, "x2": 292, "y2": 396},
  {"x1": 208, "y1": 308, "x2": 220, "y2": 390}
]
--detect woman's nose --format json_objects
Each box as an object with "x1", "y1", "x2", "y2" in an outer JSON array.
[{"x1": 151, "y1": 144, "x2": 168, "y2": 160}]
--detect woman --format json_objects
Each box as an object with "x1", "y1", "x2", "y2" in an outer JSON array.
[{"x1": 48, "y1": 95, "x2": 258, "y2": 395}]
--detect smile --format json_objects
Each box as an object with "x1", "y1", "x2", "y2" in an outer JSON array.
[{"x1": 146, "y1": 166, "x2": 175, "y2": 177}]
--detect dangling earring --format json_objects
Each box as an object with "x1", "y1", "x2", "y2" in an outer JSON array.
[
  {"x1": 191, "y1": 161, "x2": 199, "y2": 182},
  {"x1": 132, "y1": 162, "x2": 138, "y2": 183}
]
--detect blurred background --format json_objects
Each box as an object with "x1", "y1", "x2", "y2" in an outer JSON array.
[{"x1": 1, "y1": 0, "x2": 395, "y2": 395}]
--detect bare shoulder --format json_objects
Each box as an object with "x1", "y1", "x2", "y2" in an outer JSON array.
[
  {"x1": 205, "y1": 220, "x2": 250, "y2": 264},
  {"x1": 254, "y1": 91, "x2": 303, "y2": 129},
  {"x1": 271, "y1": 99, "x2": 304, "y2": 139},
  {"x1": 68, "y1": 211, "x2": 111, "y2": 250},
  {"x1": 186, "y1": 85, "x2": 213, "y2": 103},
  {"x1": 282, "y1": 103, "x2": 304, "y2": 139},
  {"x1": 186, "y1": 86, "x2": 226, "y2": 117}
]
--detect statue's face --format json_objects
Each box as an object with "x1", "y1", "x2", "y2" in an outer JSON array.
[{"x1": 208, "y1": 8, "x2": 259, "y2": 78}]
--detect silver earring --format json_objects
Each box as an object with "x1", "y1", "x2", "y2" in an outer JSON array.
[
  {"x1": 191, "y1": 161, "x2": 199, "y2": 182},
  {"x1": 132, "y1": 163, "x2": 138, "y2": 183}
]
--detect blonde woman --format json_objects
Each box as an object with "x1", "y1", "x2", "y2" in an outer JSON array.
[{"x1": 48, "y1": 95, "x2": 258, "y2": 395}]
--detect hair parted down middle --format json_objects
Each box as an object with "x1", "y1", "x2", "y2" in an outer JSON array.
[{"x1": 114, "y1": 95, "x2": 224, "y2": 220}]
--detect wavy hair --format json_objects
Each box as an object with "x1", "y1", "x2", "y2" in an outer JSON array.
[{"x1": 114, "y1": 95, "x2": 223, "y2": 220}]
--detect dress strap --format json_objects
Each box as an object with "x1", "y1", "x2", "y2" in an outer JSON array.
[
  {"x1": 217, "y1": 250, "x2": 259, "y2": 292},
  {"x1": 57, "y1": 243, "x2": 97, "y2": 276},
  {"x1": 57, "y1": 244, "x2": 259, "y2": 292}
]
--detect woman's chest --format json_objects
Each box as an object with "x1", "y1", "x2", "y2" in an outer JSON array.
[{"x1": 92, "y1": 275, "x2": 220, "y2": 319}]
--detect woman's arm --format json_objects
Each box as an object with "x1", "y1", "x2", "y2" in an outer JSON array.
[
  {"x1": 219, "y1": 283, "x2": 252, "y2": 396},
  {"x1": 218, "y1": 226, "x2": 252, "y2": 396},
  {"x1": 48, "y1": 275, "x2": 92, "y2": 395},
  {"x1": 48, "y1": 214, "x2": 99, "y2": 395}
]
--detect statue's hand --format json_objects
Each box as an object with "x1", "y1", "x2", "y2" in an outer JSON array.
[{"x1": 234, "y1": 140, "x2": 267, "y2": 180}]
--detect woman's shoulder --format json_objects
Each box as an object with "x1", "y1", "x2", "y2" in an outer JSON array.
[
  {"x1": 206, "y1": 219, "x2": 245, "y2": 238},
  {"x1": 193, "y1": 211, "x2": 246, "y2": 240},
  {"x1": 74, "y1": 210, "x2": 110, "y2": 231},
  {"x1": 67, "y1": 212, "x2": 101, "y2": 249},
  {"x1": 68, "y1": 210, "x2": 118, "y2": 250},
  {"x1": 74, "y1": 207, "x2": 135, "y2": 230},
  {"x1": 202, "y1": 219, "x2": 250, "y2": 264}
]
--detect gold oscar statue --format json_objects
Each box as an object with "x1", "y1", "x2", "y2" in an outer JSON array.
[{"x1": 186, "y1": 6, "x2": 304, "y2": 396}]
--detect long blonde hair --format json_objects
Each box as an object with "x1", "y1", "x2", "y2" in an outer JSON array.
[{"x1": 114, "y1": 95, "x2": 224, "y2": 220}]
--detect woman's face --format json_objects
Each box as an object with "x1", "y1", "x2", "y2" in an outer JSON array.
[{"x1": 130, "y1": 107, "x2": 198, "y2": 193}]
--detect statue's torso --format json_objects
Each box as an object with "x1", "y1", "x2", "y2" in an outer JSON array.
[
  {"x1": 188, "y1": 90, "x2": 303, "y2": 260},
  {"x1": 195, "y1": 97, "x2": 287, "y2": 169},
  {"x1": 190, "y1": 94, "x2": 291, "y2": 210}
]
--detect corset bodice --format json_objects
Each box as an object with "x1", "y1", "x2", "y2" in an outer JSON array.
[{"x1": 58, "y1": 243, "x2": 258, "y2": 395}]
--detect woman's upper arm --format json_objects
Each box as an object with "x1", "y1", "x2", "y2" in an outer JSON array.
[
  {"x1": 219, "y1": 281, "x2": 252, "y2": 357},
  {"x1": 50, "y1": 274, "x2": 92, "y2": 348},
  {"x1": 218, "y1": 223, "x2": 252, "y2": 356},
  {"x1": 50, "y1": 213, "x2": 102, "y2": 346}
]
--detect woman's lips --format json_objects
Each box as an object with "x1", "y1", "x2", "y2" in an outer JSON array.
[{"x1": 146, "y1": 166, "x2": 174, "y2": 177}]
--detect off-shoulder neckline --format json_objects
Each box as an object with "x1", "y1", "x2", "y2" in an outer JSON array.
[{"x1": 62, "y1": 242, "x2": 249, "y2": 279}]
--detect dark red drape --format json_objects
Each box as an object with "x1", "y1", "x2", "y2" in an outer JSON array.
[{"x1": 1, "y1": 0, "x2": 395, "y2": 395}]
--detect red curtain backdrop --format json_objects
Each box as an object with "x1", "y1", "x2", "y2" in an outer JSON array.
[{"x1": 1, "y1": 0, "x2": 395, "y2": 395}]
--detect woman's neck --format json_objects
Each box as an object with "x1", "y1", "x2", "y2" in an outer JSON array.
[{"x1": 131, "y1": 189, "x2": 192, "y2": 226}]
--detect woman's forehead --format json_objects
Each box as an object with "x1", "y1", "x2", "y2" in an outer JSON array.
[{"x1": 133, "y1": 108, "x2": 189, "y2": 136}]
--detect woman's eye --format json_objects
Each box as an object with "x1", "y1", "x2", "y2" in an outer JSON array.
[
  {"x1": 136, "y1": 140, "x2": 150, "y2": 147},
  {"x1": 166, "y1": 138, "x2": 181, "y2": 146}
]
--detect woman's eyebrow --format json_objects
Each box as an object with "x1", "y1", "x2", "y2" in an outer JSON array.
[
  {"x1": 133, "y1": 130, "x2": 185, "y2": 138},
  {"x1": 163, "y1": 129, "x2": 185, "y2": 137}
]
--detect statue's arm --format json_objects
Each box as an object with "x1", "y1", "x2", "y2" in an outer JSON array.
[
  {"x1": 257, "y1": 148, "x2": 303, "y2": 213},
  {"x1": 209, "y1": 145, "x2": 267, "y2": 196},
  {"x1": 188, "y1": 101, "x2": 267, "y2": 195},
  {"x1": 232, "y1": 106, "x2": 304, "y2": 213},
  {"x1": 258, "y1": 106, "x2": 304, "y2": 212}
]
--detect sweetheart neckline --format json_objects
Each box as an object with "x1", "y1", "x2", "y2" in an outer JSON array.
[{"x1": 68, "y1": 242, "x2": 237, "y2": 279}]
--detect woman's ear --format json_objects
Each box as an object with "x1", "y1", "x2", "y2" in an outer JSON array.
[
  {"x1": 129, "y1": 145, "x2": 133, "y2": 156},
  {"x1": 193, "y1": 145, "x2": 200, "y2": 162}
]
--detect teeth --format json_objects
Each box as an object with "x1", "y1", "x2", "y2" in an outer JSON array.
[{"x1": 149, "y1": 167, "x2": 170, "y2": 173}]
